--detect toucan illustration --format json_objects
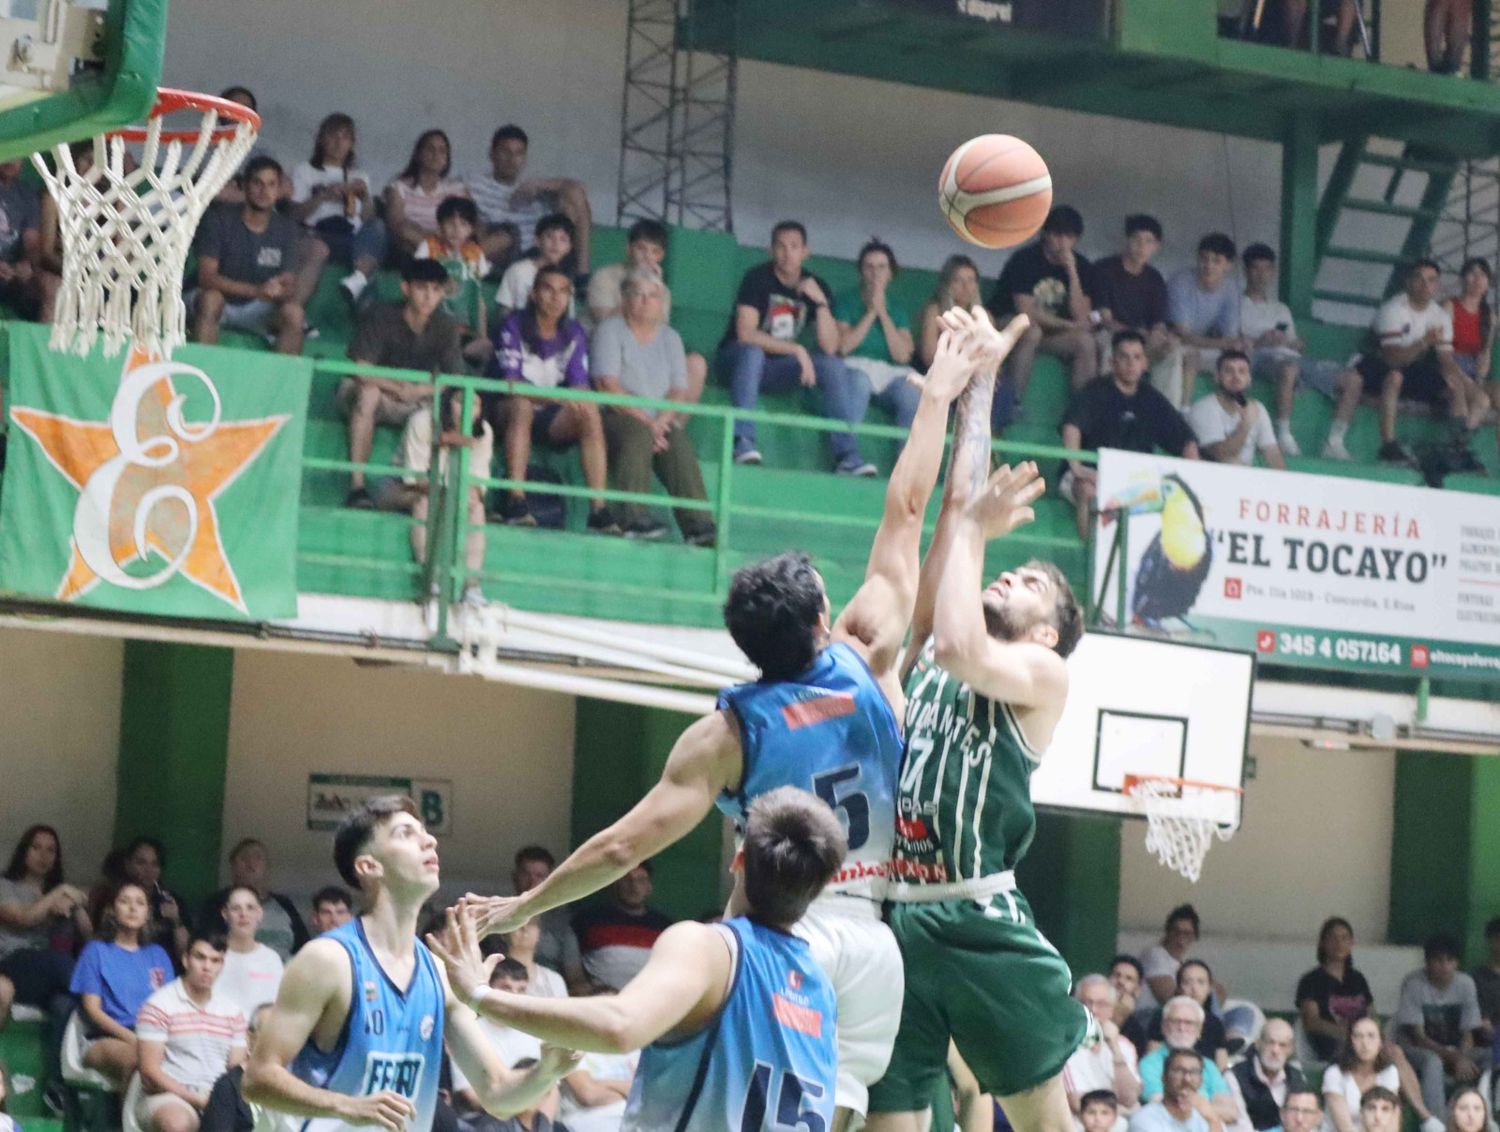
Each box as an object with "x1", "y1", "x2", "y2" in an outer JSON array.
[{"x1": 1100, "y1": 474, "x2": 1212, "y2": 631}]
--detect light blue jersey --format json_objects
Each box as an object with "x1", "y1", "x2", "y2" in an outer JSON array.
[
  {"x1": 623, "y1": 917, "x2": 837, "y2": 1132},
  {"x1": 286, "y1": 919, "x2": 445, "y2": 1132},
  {"x1": 717, "y1": 642, "x2": 902, "y2": 903}
]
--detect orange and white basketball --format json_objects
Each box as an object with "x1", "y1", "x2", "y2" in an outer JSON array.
[{"x1": 938, "y1": 134, "x2": 1053, "y2": 249}]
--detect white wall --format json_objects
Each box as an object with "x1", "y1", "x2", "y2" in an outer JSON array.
[
  {"x1": 0, "y1": 626, "x2": 123, "y2": 882},
  {"x1": 1118, "y1": 736, "x2": 1395, "y2": 944},
  {"x1": 221, "y1": 651, "x2": 577, "y2": 906},
  {"x1": 163, "y1": 0, "x2": 1284, "y2": 280}
]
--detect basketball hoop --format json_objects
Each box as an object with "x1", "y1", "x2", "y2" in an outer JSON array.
[
  {"x1": 1124, "y1": 775, "x2": 1243, "y2": 884},
  {"x1": 32, "y1": 87, "x2": 261, "y2": 361}
]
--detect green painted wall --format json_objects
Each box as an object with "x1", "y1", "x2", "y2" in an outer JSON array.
[
  {"x1": 1018, "y1": 810, "x2": 1123, "y2": 975},
  {"x1": 115, "y1": 640, "x2": 235, "y2": 909},
  {"x1": 1389, "y1": 750, "x2": 1500, "y2": 964},
  {"x1": 571, "y1": 700, "x2": 725, "y2": 921}
]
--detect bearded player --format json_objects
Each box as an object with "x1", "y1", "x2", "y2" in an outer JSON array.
[
  {"x1": 464, "y1": 310, "x2": 1026, "y2": 1131},
  {"x1": 865, "y1": 357, "x2": 1089, "y2": 1132}
]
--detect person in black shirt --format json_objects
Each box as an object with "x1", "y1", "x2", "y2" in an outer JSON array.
[
  {"x1": 1060, "y1": 329, "x2": 1199, "y2": 538},
  {"x1": 1093, "y1": 214, "x2": 1184, "y2": 405},
  {"x1": 201, "y1": 1003, "x2": 272, "y2": 1132},
  {"x1": 1294, "y1": 916, "x2": 1374, "y2": 1063},
  {"x1": 987, "y1": 204, "x2": 1099, "y2": 400}
]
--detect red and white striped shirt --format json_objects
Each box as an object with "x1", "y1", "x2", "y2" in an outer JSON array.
[{"x1": 136, "y1": 980, "x2": 246, "y2": 1093}]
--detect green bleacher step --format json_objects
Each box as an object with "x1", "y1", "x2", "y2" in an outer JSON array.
[
  {"x1": 1312, "y1": 288, "x2": 1382, "y2": 307},
  {"x1": 1323, "y1": 245, "x2": 1410, "y2": 267},
  {"x1": 1340, "y1": 197, "x2": 1441, "y2": 221}
]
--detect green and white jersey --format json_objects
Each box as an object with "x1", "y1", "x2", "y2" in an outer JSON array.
[{"x1": 890, "y1": 641, "x2": 1043, "y2": 898}]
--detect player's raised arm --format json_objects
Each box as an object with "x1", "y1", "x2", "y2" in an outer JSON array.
[
  {"x1": 243, "y1": 940, "x2": 416, "y2": 1132},
  {"x1": 430, "y1": 909, "x2": 728, "y2": 1054},
  {"x1": 931, "y1": 461, "x2": 1068, "y2": 708},
  {"x1": 833, "y1": 312, "x2": 1025, "y2": 682},
  {"x1": 465, "y1": 711, "x2": 739, "y2": 937}
]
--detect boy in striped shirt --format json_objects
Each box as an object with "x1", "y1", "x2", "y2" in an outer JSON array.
[{"x1": 136, "y1": 931, "x2": 248, "y2": 1132}]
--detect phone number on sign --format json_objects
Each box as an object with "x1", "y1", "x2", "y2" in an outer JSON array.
[{"x1": 1257, "y1": 631, "x2": 1404, "y2": 666}]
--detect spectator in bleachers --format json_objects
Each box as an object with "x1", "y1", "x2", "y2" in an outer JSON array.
[
  {"x1": 1275, "y1": 1089, "x2": 1325, "y2": 1132},
  {"x1": 1323, "y1": 1017, "x2": 1443, "y2": 1132},
  {"x1": 1228, "y1": 1020, "x2": 1306, "y2": 1131},
  {"x1": 1359, "y1": 1087, "x2": 1403, "y2": 1132},
  {"x1": 586, "y1": 218, "x2": 706, "y2": 402},
  {"x1": 920, "y1": 253, "x2": 1020, "y2": 428},
  {"x1": 468, "y1": 124, "x2": 594, "y2": 275},
  {"x1": 384, "y1": 129, "x2": 469, "y2": 259},
  {"x1": 1138, "y1": 998, "x2": 1241, "y2": 1123},
  {"x1": 415, "y1": 196, "x2": 492, "y2": 362},
  {"x1": 1060, "y1": 330, "x2": 1200, "y2": 539},
  {"x1": 1131, "y1": 1049, "x2": 1226, "y2": 1132},
  {"x1": 307, "y1": 887, "x2": 352, "y2": 936},
  {"x1": 381, "y1": 387, "x2": 493, "y2": 608},
  {"x1": 1471, "y1": 918, "x2": 1500, "y2": 1051},
  {"x1": 1168, "y1": 233, "x2": 1246, "y2": 403},
  {"x1": 1094, "y1": 214, "x2": 1184, "y2": 406},
  {"x1": 1425, "y1": 0, "x2": 1470, "y2": 73},
  {"x1": 0, "y1": 824, "x2": 90, "y2": 1086},
  {"x1": 488, "y1": 264, "x2": 617, "y2": 533},
  {"x1": 214, "y1": 87, "x2": 290, "y2": 207},
  {"x1": 1112, "y1": 954, "x2": 1146, "y2": 1024},
  {"x1": 135, "y1": 930, "x2": 246, "y2": 1132},
  {"x1": 1146, "y1": 961, "x2": 1230, "y2": 1071},
  {"x1": 1239, "y1": 244, "x2": 1364, "y2": 459},
  {"x1": 507, "y1": 847, "x2": 582, "y2": 987},
  {"x1": 1271, "y1": 0, "x2": 1359, "y2": 53},
  {"x1": 495, "y1": 214, "x2": 578, "y2": 325},
  {"x1": 1142, "y1": 904, "x2": 1204, "y2": 1009},
  {"x1": 0, "y1": 158, "x2": 54, "y2": 324},
  {"x1": 828, "y1": 238, "x2": 921, "y2": 467},
  {"x1": 461, "y1": 1056, "x2": 558, "y2": 1132},
  {"x1": 1446, "y1": 259, "x2": 1494, "y2": 384},
  {"x1": 1395, "y1": 935, "x2": 1486, "y2": 1118},
  {"x1": 590, "y1": 267, "x2": 716, "y2": 545},
  {"x1": 500, "y1": 921, "x2": 567, "y2": 999},
  {"x1": 1296, "y1": 916, "x2": 1373, "y2": 1063},
  {"x1": 1446, "y1": 1088, "x2": 1490, "y2": 1132},
  {"x1": 192, "y1": 156, "x2": 308, "y2": 355},
  {"x1": 987, "y1": 204, "x2": 1099, "y2": 398},
  {"x1": 571, "y1": 863, "x2": 671, "y2": 993},
  {"x1": 1187, "y1": 351, "x2": 1288, "y2": 469},
  {"x1": 290, "y1": 113, "x2": 387, "y2": 309},
  {"x1": 119, "y1": 837, "x2": 189, "y2": 960},
  {"x1": 1065, "y1": 974, "x2": 1141, "y2": 1131},
  {"x1": 69, "y1": 882, "x2": 172, "y2": 1086},
  {"x1": 1083, "y1": 1091, "x2": 1125, "y2": 1132},
  {"x1": 214, "y1": 887, "x2": 283, "y2": 1021},
  {"x1": 200, "y1": 1003, "x2": 271, "y2": 1132},
  {"x1": 200, "y1": 840, "x2": 308, "y2": 962},
  {"x1": 715, "y1": 220, "x2": 851, "y2": 469},
  {"x1": 337, "y1": 259, "x2": 459, "y2": 510},
  {"x1": 37, "y1": 139, "x2": 89, "y2": 321},
  {"x1": 1355, "y1": 259, "x2": 1486, "y2": 470},
  {"x1": 451, "y1": 960, "x2": 543, "y2": 1078}
]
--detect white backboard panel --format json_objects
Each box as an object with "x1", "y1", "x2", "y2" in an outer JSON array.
[{"x1": 1031, "y1": 631, "x2": 1254, "y2": 825}]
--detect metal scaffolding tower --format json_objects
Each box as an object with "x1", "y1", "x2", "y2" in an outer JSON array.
[{"x1": 615, "y1": 0, "x2": 737, "y2": 232}]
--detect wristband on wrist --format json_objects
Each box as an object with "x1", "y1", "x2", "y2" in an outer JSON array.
[{"x1": 466, "y1": 984, "x2": 492, "y2": 1015}]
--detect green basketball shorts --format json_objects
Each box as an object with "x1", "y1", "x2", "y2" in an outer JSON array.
[{"x1": 867, "y1": 888, "x2": 1093, "y2": 1110}]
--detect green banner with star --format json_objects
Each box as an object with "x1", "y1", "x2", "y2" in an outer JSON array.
[{"x1": 0, "y1": 324, "x2": 311, "y2": 620}]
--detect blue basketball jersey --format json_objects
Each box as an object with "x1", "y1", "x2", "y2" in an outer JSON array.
[
  {"x1": 717, "y1": 641, "x2": 902, "y2": 903},
  {"x1": 286, "y1": 919, "x2": 445, "y2": 1132},
  {"x1": 622, "y1": 917, "x2": 837, "y2": 1132}
]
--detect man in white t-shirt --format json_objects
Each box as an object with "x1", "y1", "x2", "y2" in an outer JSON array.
[
  {"x1": 1187, "y1": 351, "x2": 1286, "y2": 469},
  {"x1": 135, "y1": 932, "x2": 248, "y2": 1132},
  {"x1": 468, "y1": 124, "x2": 593, "y2": 274},
  {"x1": 450, "y1": 960, "x2": 548, "y2": 1118},
  {"x1": 1064, "y1": 975, "x2": 1141, "y2": 1132},
  {"x1": 1239, "y1": 244, "x2": 1363, "y2": 459},
  {"x1": 1355, "y1": 259, "x2": 1488, "y2": 469}
]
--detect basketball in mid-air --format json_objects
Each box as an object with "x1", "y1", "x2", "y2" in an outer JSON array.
[{"x1": 938, "y1": 134, "x2": 1053, "y2": 249}]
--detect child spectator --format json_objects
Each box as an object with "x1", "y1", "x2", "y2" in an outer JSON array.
[
  {"x1": 384, "y1": 129, "x2": 468, "y2": 258},
  {"x1": 69, "y1": 882, "x2": 174, "y2": 1086},
  {"x1": 1081, "y1": 1090, "x2": 1124, "y2": 1132},
  {"x1": 215, "y1": 887, "x2": 284, "y2": 1020},
  {"x1": 415, "y1": 196, "x2": 492, "y2": 362},
  {"x1": 488, "y1": 264, "x2": 617, "y2": 533},
  {"x1": 468, "y1": 123, "x2": 594, "y2": 274},
  {"x1": 495, "y1": 214, "x2": 576, "y2": 322},
  {"x1": 1187, "y1": 351, "x2": 1287, "y2": 468},
  {"x1": 1168, "y1": 233, "x2": 1247, "y2": 400},
  {"x1": 289, "y1": 113, "x2": 387, "y2": 307}
]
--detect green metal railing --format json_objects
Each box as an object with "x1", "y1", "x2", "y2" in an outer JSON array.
[{"x1": 301, "y1": 358, "x2": 1096, "y2": 638}]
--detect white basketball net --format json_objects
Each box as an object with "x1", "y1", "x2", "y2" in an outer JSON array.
[
  {"x1": 32, "y1": 107, "x2": 258, "y2": 360},
  {"x1": 1129, "y1": 778, "x2": 1240, "y2": 884}
]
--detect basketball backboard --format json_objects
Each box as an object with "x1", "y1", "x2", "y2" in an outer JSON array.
[
  {"x1": 0, "y1": 0, "x2": 163, "y2": 162},
  {"x1": 1031, "y1": 631, "x2": 1255, "y2": 828}
]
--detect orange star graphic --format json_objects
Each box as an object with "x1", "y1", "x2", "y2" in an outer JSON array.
[{"x1": 9, "y1": 347, "x2": 290, "y2": 613}]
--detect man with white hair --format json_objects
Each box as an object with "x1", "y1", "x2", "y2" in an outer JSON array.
[
  {"x1": 1227, "y1": 1020, "x2": 1307, "y2": 1132},
  {"x1": 1064, "y1": 975, "x2": 1142, "y2": 1131},
  {"x1": 1138, "y1": 996, "x2": 1242, "y2": 1125}
]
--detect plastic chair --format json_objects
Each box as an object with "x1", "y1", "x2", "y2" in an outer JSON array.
[
  {"x1": 59, "y1": 1011, "x2": 114, "y2": 1091},
  {"x1": 121, "y1": 1073, "x2": 145, "y2": 1132},
  {"x1": 1222, "y1": 999, "x2": 1267, "y2": 1050}
]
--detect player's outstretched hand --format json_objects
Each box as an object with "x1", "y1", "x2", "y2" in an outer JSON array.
[
  {"x1": 458, "y1": 893, "x2": 531, "y2": 939},
  {"x1": 907, "y1": 318, "x2": 991, "y2": 404},
  {"x1": 538, "y1": 1043, "x2": 583, "y2": 1078},
  {"x1": 426, "y1": 906, "x2": 501, "y2": 1007},
  {"x1": 336, "y1": 1089, "x2": 417, "y2": 1132},
  {"x1": 968, "y1": 460, "x2": 1046, "y2": 540}
]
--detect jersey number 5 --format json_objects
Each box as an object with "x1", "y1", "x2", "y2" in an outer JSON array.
[
  {"x1": 741, "y1": 1061, "x2": 827, "y2": 1132},
  {"x1": 811, "y1": 765, "x2": 869, "y2": 851}
]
